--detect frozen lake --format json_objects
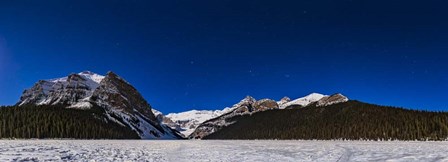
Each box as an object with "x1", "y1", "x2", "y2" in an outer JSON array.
[{"x1": 1, "y1": 140, "x2": 448, "y2": 162}]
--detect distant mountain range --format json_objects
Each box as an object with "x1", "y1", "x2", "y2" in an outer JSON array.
[
  {"x1": 159, "y1": 93, "x2": 348, "y2": 138},
  {"x1": 1, "y1": 71, "x2": 447, "y2": 140}
]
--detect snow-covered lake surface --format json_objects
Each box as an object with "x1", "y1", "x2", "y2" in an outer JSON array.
[{"x1": 1, "y1": 140, "x2": 448, "y2": 162}]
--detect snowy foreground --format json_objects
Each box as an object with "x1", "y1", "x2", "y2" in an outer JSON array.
[{"x1": 1, "y1": 140, "x2": 448, "y2": 162}]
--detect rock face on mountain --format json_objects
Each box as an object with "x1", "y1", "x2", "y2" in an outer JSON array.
[
  {"x1": 17, "y1": 71, "x2": 182, "y2": 139},
  {"x1": 93, "y1": 72, "x2": 155, "y2": 118},
  {"x1": 232, "y1": 96, "x2": 256, "y2": 113},
  {"x1": 19, "y1": 71, "x2": 104, "y2": 108},
  {"x1": 277, "y1": 97, "x2": 291, "y2": 106},
  {"x1": 254, "y1": 99, "x2": 279, "y2": 111},
  {"x1": 316, "y1": 93, "x2": 349, "y2": 107}
]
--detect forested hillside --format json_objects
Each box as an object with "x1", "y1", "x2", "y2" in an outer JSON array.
[
  {"x1": 205, "y1": 101, "x2": 448, "y2": 140},
  {"x1": 0, "y1": 105, "x2": 139, "y2": 139}
]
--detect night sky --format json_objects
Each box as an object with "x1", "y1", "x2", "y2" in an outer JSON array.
[{"x1": 1, "y1": 0, "x2": 447, "y2": 113}]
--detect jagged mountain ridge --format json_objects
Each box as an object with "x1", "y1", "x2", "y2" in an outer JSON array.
[
  {"x1": 18, "y1": 71, "x2": 104, "y2": 108},
  {"x1": 188, "y1": 93, "x2": 348, "y2": 139},
  {"x1": 158, "y1": 95, "x2": 285, "y2": 137},
  {"x1": 17, "y1": 71, "x2": 182, "y2": 139},
  {"x1": 278, "y1": 93, "x2": 327, "y2": 109},
  {"x1": 159, "y1": 93, "x2": 348, "y2": 138},
  {"x1": 152, "y1": 108, "x2": 234, "y2": 137},
  {"x1": 157, "y1": 93, "x2": 339, "y2": 138},
  {"x1": 17, "y1": 71, "x2": 349, "y2": 139}
]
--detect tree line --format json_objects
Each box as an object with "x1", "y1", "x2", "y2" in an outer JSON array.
[
  {"x1": 0, "y1": 105, "x2": 139, "y2": 139},
  {"x1": 205, "y1": 101, "x2": 448, "y2": 140}
]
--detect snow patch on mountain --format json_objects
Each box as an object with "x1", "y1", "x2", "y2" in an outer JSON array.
[
  {"x1": 279, "y1": 93, "x2": 327, "y2": 109},
  {"x1": 67, "y1": 101, "x2": 93, "y2": 109},
  {"x1": 78, "y1": 71, "x2": 105, "y2": 84},
  {"x1": 277, "y1": 97, "x2": 291, "y2": 106}
]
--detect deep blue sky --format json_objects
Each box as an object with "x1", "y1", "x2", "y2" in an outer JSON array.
[{"x1": 1, "y1": 0, "x2": 447, "y2": 113}]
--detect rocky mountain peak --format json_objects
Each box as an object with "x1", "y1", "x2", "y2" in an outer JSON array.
[
  {"x1": 92, "y1": 71, "x2": 157, "y2": 122},
  {"x1": 105, "y1": 71, "x2": 124, "y2": 80},
  {"x1": 240, "y1": 96, "x2": 256, "y2": 104},
  {"x1": 316, "y1": 93, "x2": 349, "y2": 107},
  {"x1": 17, "y1": 71, "x2": 182, "y2": 139},
  {"x1": 280, "y1": 96, "x2": 291, "y2": 102},
  {"x1": 67, "y1": 73, "x2": 86, "y2": 82},
  {"x1": 277, "y1": 96, "x2": 291, "y2": 106},
  {"x1": 254, "y1": 99, "x2": 279, "y2": 111},
  {"x1": 106, "y1": 71, "x2": 117, "y2": 77},
  {"x1": 80, "y1": 70, "x2": 95, "y2": 75}
]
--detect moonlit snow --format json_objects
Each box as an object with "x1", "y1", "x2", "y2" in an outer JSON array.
[{"x1": 1, "y1": 140, "x2": 448, "y2": 162}]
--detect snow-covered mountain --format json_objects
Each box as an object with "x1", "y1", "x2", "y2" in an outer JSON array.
[
  {"x1": 152, "y1": 108, "x2": 233, "y2": 137},
  {"x1": 277, "y1": 93, "x2": 349, "y2": 109},
  {"x1": 18, "y1": 71, "x2": 182, "y2": 139},
  {"x1": 17, "y1": 71, "x2": 349, "y2": 140},
  {"x1": 189, "y1": 96, "x2": 280, "y2": 139},
  {"x1": 153, "y1": 96, "x2": 280, "y2": 137},
  {"x1": 19, "y1": 71, "x2": 104, "y2": 108},
  {"x1": 189, "y1": 93, "x2": 349, "y2": 139}
]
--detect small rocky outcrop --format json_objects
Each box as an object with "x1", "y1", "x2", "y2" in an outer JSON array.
[
  {"x1": 254, "y1": 99, "x2": 279, "y2": 111},
  {"x1": 277, "y1": 96, "x2": 291, "y2": 106},
  {"x1": 316, "y1": 93, "x2": 349, "y2": 107}
]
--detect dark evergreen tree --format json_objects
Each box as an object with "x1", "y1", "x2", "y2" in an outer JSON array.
[
  {"x1": 0, "y1": 105, "x2": 139, "y2": 139},
  {"x1": 205, "y1": 101, "x2": 448, "y2": 141}
]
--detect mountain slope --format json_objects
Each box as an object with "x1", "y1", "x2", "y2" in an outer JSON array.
[
  {"x1": 204, "y1": 101, "x2": 448, "y2": 140},
  {"x1": 189, "y1": 93, "x2": 348, "y2": 139},
  {"x1": 17, "y1": 71, "x2": 182, "y2": 139},
  {"x1": 18, "y1": 71, "x2": 104, "y2": 108},
  {"x1": 188, "y1": 96, "x2": 280, "y2": 139},
  {"x1": 153, "y1": 96, "x2": 275, "y2": 138},
  {"x1": 161, "y1": 108, "x2": 233, "y2": 137}
]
